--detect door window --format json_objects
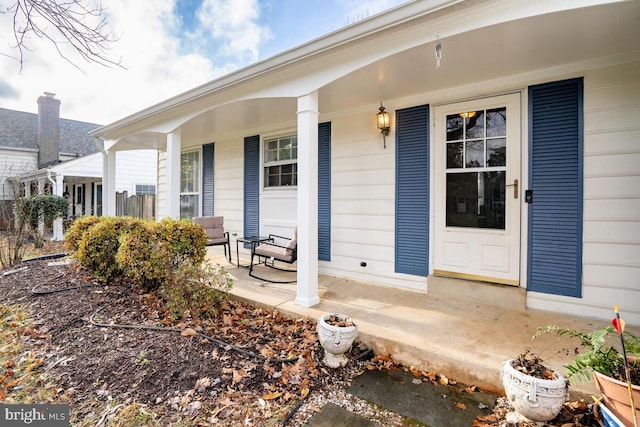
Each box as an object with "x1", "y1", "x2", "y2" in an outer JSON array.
[{"x1": 445, "y1": 108, "x2": 506, "y2": 229}]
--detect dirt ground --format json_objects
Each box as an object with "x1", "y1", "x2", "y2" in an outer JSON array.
[{"x1": 0, "y1": 242, "x2": 600, "y2": 426}]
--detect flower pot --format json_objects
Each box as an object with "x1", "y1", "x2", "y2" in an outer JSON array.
[
  {"x1": 593, "y1": 371, "x2": 640, "y2": 427},
  {"x1": 316, "y1": 313, "x2": 358, "y2": 368},
  {"x1": 501, "y1": 359, "x2": 567, "y2": 422}
]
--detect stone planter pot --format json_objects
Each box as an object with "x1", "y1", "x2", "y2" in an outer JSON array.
[
  {"x1": 593, "y1": 370, "x2": 640, "y2": 427},
  {"x1": 316, "y1": 313, "x2": 358, "y2": 368},
  {"x1": 501, "y1": 359, "x2": 567, "y2": 422}
]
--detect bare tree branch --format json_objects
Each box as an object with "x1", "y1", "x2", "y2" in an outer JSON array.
[{"x1": 1, "y1": 0, "x2": 124, "y2": 72}]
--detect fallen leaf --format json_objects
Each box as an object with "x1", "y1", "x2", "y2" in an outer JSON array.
[
  {"x1": 455, "y1": 402, "x2": 467, "y2": 410},
  {"x1": 181, "y1": 328, "x2": 197, "y2": 337},
  {"x1": 438, "y1": 375, "x2": 449, "y2": 385},
  {"x1": 262, "y1": 391, "x2": 283, "y2": 400}
]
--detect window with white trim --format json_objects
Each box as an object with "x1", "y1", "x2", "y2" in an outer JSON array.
[
  {"x1": 136, "y1": 184, "x2": 156, "y2": 195},
  {"x1": 180, "y1": 150, "x2": 200, "y2": 218},
  {"x1": 264, "y1": 135, "x2": 297, "y2": 187}
]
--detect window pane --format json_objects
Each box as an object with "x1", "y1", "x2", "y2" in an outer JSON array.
[
  {"x1": 180, "y1": 194, "x2": 198, "y2": 219},
  {"x1": 487, "y1": 138, "x2": 506, "y2": 166},
  {"x1": 263, "y1": 135, "x2": 298, "y2": 188},
  {"x1": 465, "y1": 140, "x2": 484, "y2": 168},
  {"x1": 446, "y1": 114, "x2": 464, "y2": 141},
  {"x1": 486, "y1": 108, "x2": 506, "y2": 137},
  {"x1": 446, "y1": 171, "x2": 505, "y2": 229},
  {"x1": 447, "y1": 142, "x2": 463, "y2": 169},
  {"x1": 181, "y1": 151, "x2": 199, "y2": 193},
  {"x1": 465, "y1": 111, "x2": 485, "y2": 139}
]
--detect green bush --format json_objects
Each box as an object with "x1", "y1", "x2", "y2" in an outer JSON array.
[
  {"x1": 64, "y1": 215, "x2": 102, "y2": 253},
  {"x1": 116, "y1": 222, "x2": 171, "y2": 291},
  {"x1": 160, "y1": 260, "x2": 232, "y2": 320},
  {"x1": 157, "y1": 218, "x2": 207, "y2": 267},
  {"x1": 116, "y1": 218, "x2": 207, "y2": 291},
  {"x1": 75, "y1": 217, "x2": 145, "y2": 281}
]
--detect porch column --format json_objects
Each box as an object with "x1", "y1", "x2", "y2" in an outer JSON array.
[
  {"x1": 296, "y1": 92, "x2": 320, "y2": 307},
  {"x1": 51, "y1": 174, "x2": 64, "y2": 241},
  {"x1": 37, "y1": 178, "x2": 45, "y2": 236},
  {"x1": 166, "y1": 130, "x2": 181, "y2": 219},
  {"x1": 103, "y1": 150, "x2": 116, "y2": 216}
]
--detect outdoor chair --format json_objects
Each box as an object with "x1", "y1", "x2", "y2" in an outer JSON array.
[
  {"x1": 249, "y1": 228, "x2": 297, "y2": 283},
  {"x1": 192, "y1": 216, "x2": 231, "y2": 262}
]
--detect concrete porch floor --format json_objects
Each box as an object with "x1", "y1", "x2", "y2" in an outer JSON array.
[{"x1": 206, "y1": 248, "x2": 636, "y2": 396}]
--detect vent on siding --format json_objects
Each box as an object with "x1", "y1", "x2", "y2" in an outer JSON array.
[
  {"x1": 395, "y1": 105, "x2": 430, "y2": 276},
  {"x1": 244, "y1": 135, "x2": 260, "y2": 243},
  {"x1": 528, "y1": 78, "x2": 583, "y2": 297},
  {"x1": 318, "y1": 122, "x2": 331, "y2": 261},
  {"x1": 202, "y1": 143, "x2": 214, "y2": 216}
]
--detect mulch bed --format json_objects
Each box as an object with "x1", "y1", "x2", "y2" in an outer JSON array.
[
  {"x1": 0, "y1": 253, "x2": 348, "y2": 426},
  {"x1": 0, "y1": 243, "x2": 603, "y2": 426}
]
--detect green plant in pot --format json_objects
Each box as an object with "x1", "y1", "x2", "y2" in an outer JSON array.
[{"x1": 536, "y1": 322, "x2": 639, "y2": 426}]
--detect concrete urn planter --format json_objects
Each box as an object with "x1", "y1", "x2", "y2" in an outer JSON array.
[
  {"x1": 501, "y1": 359, "x2": 567, "y2": 422},
  {"x1": 317, "y1": 313, "x2": 358, "y2": 368}
]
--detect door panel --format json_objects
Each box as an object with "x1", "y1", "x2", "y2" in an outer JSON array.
[{"x1": 434, "y1": 94, "x2": 521, "y2": 285}]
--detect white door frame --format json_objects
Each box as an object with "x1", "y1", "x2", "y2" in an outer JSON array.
[{"x1": 431, "y1": 93, "x2": 522, "y2": 285}]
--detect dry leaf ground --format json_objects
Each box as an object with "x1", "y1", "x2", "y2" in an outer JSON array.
[{"x1": 0, "y1": 242, "x2": 601, "y2": 426}]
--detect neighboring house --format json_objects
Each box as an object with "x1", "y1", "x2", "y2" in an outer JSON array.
[
  {"x1": 90, "y1": 1, "x2": 640, "y2": 325},
  {"x1": 0, "y1": 93, "x2": 158, "y2": 239}
]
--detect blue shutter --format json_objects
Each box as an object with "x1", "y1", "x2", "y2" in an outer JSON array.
[
  {"x1": 318, "y1": 122, "x2": 331, "y2": 261},
  {"x1": 202, "y1": 143, "x2": 214, "y2": 216},
  {"x1": 395, "y1": 105, "x2": 429, "y2": 276},
  {"x1": 528, "y1": 78, "x2": 583, "y2": 297},
  {"x1": 244, "y1": 135, "x2": 260, "y2": 241}
]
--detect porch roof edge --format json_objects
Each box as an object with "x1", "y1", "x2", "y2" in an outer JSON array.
[{"x1": 88, "y1": 0, "x2": 462, "y2": 138}]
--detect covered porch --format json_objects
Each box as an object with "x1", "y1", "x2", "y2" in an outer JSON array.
[
  {"x1": 205, "y1": 247, "x2": 636, "y2": 397},
  {"x1": 89, "y1": 0, "x2": 640, "y2": 325}
]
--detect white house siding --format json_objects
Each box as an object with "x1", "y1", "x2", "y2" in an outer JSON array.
[
  {"x1": 156, "y1": 151, "x2": 168, "y2": 219},
  {"x1": 214, "y1": 138, "x2": 245, "y2": 239},
  {"x1": 114, "y1": 150, "x2": 157, "y2": 194},
  {"x1": 328, "y1": 110, "x2": 425, "y2": 289},
  {"x1": 0, "y1": 148, "x2": 37, "y2": 200},
  {"x1": 526, "y1": 61, "x2": 640, "y2": 325}
]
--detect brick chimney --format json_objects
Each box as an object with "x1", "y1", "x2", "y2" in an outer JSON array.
[{"x1": 37, "y1": 92, "x2": 61, "y2": 168}]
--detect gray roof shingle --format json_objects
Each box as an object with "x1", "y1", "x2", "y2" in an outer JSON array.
[{"x1": 0, "y1": 107, "x2": 101, "y2": 157}]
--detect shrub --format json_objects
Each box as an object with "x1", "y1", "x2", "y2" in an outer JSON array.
[
  {"x1": 64, "y1": 215, "x2": 102, "y2": 253},
  {"x1": 160, "y1": 260, "x2": 232, "y2": 320},
  {"x1": 116, "y1": 219, "x2": 207, "y2": 291},
  {"x1": 157, "y1": 218, "x2": 207, "y2": 267},
  {"x1": 75, "y1": 217, "x2": 145, "y2": 281},
  {"x1": 116, "y1": 222, "x2": 171, "y2": 291}
]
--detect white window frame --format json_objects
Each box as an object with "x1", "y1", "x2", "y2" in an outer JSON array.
[
  {"x1": 180, "y1": 149, "x2": 201, "y2": 218},
  {"x1": 263, "y1": 135, "x2": 297, "y2": 188},
  {"x1": 135, "y1": 184, "x2": 156, "y2": 196}
]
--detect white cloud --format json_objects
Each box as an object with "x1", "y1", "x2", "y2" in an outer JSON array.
[
  {"x1": 0, "y1": 0, "x2": 404, "y2": 125},
  {"x1": 0, "y1": 0, "x2": 235, "y2": 124},
  {"x1": 196, "y1": 0, "x2": 272, "y2": 63}
]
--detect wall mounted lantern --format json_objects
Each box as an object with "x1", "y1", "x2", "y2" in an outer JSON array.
[{"x1": 376, "y1": 102, "x2": 390, "y2": 148}]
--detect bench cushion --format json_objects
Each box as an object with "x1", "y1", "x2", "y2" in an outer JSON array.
[{"x1": 254, "y1": 243, "x2": 294, "y2": 262}]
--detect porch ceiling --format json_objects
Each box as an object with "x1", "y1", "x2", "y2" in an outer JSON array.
[
  {"x1": 110, "y1": 1, "x2": 639, "y2": 149},
  {"x1": 318, "y1": 1, "x2": 640, "y2": 111}
]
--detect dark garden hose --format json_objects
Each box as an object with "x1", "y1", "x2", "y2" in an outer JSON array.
[{"x1": 22, "y1": 252, "x2": 69, "y2": 262}]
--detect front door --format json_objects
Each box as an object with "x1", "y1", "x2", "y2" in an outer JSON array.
[{"x1": 433, "y1": 94, "x2": 521, "y2": 285}]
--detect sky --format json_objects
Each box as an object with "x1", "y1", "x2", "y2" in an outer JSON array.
[{"x1": 0, "y1": 0, "x2": 408, "y2": 125}]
